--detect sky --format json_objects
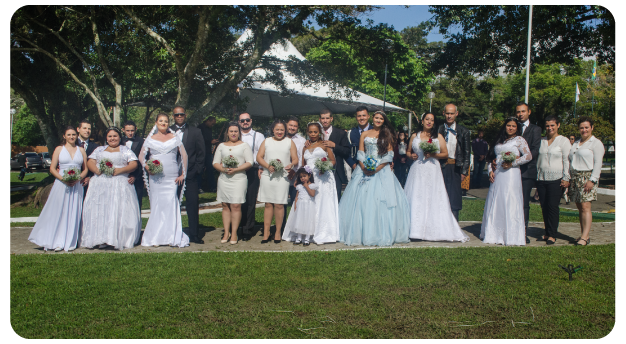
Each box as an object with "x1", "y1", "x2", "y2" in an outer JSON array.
[{"x1": 360, "y1": 5, "x2": 455, "y2": 42}]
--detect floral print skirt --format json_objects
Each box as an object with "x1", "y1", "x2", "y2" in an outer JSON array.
[{"x1": 568, "y1": 170, "x2": 598, "y2": 203}]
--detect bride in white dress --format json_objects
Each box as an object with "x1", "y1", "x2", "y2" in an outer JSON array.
[
  {"x1": 29, "y1": 126, "x2": 88, "y2": 252},
  {"x1": 404, "y1": 113, "x2": 469, "y2": 242},
  {"x1": 481, "y1": 117, "x2": 532, "y2": 246},
  {"x1": 81, "y1": 127, "x2": 142, "y2": 250},
  {"x1": 283, "y1": 122, "x2": 339, "y2": 244},
  {"x1": 139, "y1": 114, "x2": 189, "y2": 248}
]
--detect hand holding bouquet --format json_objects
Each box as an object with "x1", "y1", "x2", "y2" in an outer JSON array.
[
  {"x1": 62, "y1": 167, "x2": 81, "y2": 185},
  {"x1": 146, "y1": 159, "x2": 163, "y2": 175},
  {"x1": 363, "y1": 156, "x2": 378, "y2": 174},
  {"x1": 99, "y1": 158, "x2": 115, "y2": 176},
  {"x1": 500, "y1": 151, "x2": 516, "y2": 169},
  {"x1": 268, "y1": 159, "x2": 284, "y2": 174},
  {"x1": 419, "y1": 138, "x2": 439, "y2": 157},
  {"x1": 314, "y1": 157, "x2": 334, "y2": 175},
  {"x1": 221, "y1": 155, "x2": 239, "y2": 169}
]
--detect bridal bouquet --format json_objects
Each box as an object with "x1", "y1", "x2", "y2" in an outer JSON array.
[
  {"x1": 501, "y1": 151, "x2": 516, "y2": 163},
  {"x1": 314, "y1": 157, "x2": 334, "y2": 175},
  {"x1": 146, "y1": 159, "x2": 163, "y2": 175},
  {"x1": 62, "y1": 167, "x2": 81, "y2": 182},
  {"x1": 221, "y1": 155, "x2": 239, "y2": 169},
  {"x1": 268, "y1": 159, "x2": 284, "y2": 173},
  {"x1": 363, "y1": 156, "x2": 378, "y2": 172},
  {"x1": 99, "y1": 158, "x2": 115, "y2": 176},
  {"x1": 419, "y1": 138, "x2": 439, "y2": 155}
]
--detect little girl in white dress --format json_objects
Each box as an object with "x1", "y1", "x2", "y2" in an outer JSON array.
[{"x1": 282, "y1": 167, "x2": 318, "y2": 246}]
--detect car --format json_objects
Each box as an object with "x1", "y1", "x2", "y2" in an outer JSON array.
[
  {"x1": 23, "y1": 152, "x2": 44, "y2": 171},
  {"x1": 10, "y1": 155, "x2": 21, "y2": 170},
  {"x1": 38, "y1": 152, "x2": 52, "y2": 168}
]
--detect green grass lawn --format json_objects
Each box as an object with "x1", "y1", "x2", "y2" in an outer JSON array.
[
  {"x1": 10, "y1": 245, "x2": 614, "y2": 338},
  {"x1": 10, "y1": 171, "x2": 49, "y2": 185}
]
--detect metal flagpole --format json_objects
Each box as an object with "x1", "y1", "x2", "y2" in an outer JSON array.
[{"x1": 524, "y1": 5, "x2": 533, "y2": 103}]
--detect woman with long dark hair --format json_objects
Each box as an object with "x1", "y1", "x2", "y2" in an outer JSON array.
[
  {"x1": 480, "y1": 117, "x2": 532, "y2": 246},
  {"x1": 393, "y1": 130, "x2": 410, "y2": 187},
  {"x1": 338, "y1": 111, "x2": 410, "y2": 246},
  {"x1": 404, "y1": 112, "x2": 469, "y2": 242},
  {"x1": 28, "y1": 126, "x2": 88, "y2": 252},
  {"x1": 81, "y1": 127, "x2": 142, "y2": 250}
]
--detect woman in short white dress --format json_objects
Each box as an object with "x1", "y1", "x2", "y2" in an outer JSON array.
[
  {"x1": 28, "y1": 126, "x2": 88, "y2": 252},
  {"x1": 213, "y1": 122, "x2": 254, "y2": 245},
  {"x1": 480, "y1": 117, "x2": 532, "y2": 246},
  {"x1": 139, "y1": 113, "x2": 189, "y2": 248},
  {"x1": 256, "y1": 120, "x2": 299, "y2": 244},
  {"x1": 81, "y1": 127, "x2": 142, "y2": 250}
]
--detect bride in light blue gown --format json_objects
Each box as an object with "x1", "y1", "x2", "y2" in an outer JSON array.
[{"x1": 338, "y1": 111, "x2": 410, "y2": 246}]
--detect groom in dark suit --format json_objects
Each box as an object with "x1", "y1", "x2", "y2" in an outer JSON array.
[
  {"x1": 319, "y1": 109, "x2": 351, "y2": 201},
  {"x1": 516, "y1": 102, "x2": 541, "y2": 243},
  {"x1": 437, "y1": 104, "x2": 471, "y2": 222},
  {"x1": 121, "y1": 120, "x2": 145, "y2": 207},
  {"x1": 346, "y1": 106, "x2": 373, "y2": 171},
  {"x1": 76, "y1": 119, "x2": 99, "y2": 197},
  {"x1": 170, "y1": 106, "x2": 206, "y2": 244}
]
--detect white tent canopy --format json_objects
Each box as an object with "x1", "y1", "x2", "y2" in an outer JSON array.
[{"x1": 236, "y1": 30, "x2": 408, "y2": 117}]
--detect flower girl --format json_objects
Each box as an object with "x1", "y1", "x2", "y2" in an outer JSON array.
[{"x1": 282, "y1": 166, "x2": 318, "y2": 246}]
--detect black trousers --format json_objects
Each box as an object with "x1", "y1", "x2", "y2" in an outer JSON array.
[
  {"x1": 442, "y1": 164, "x2": 462, "y2": 212},
  {"x1": 472, "y1": 158, "x2": 486, "y2": 188},
  {"x1": 521, "y1": 177, "x2": 536, "y2": 231},
  {"x1": 182, "y1": 176, "x2": 200, "y2": 240},
  {"x1": 536, "y1": 179, "x2": 562, "y2": 238},
  {"x1": 334, "y1": 171, "x2": 343, "y2": 202},
  {"x1": 281, "y1": 183, "x2": 297, "y2": 231},
  {"x1": 198, "y1": 153, "x2": 216, "y2": 191},
  {"x1": 240, "y1": 167, "x2": 260, "y2": 237},
  {"x1": 133, "y1": 179, "x2": 144, "y2": 210}
]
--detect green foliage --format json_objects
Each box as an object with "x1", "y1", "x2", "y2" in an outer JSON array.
[
  {"x1": 429, "y1": 5, "x2": 615, "y2": 76},
  {"x1": 11, "y1": 104, "x2": 45, "y2": 146}
]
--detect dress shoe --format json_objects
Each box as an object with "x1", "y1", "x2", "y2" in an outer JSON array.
[
  {"x1": 190, "y1": 237, "x2": 204, "y2": 244},
  {"x1": 241, "y1": 236, "x2": 250, "y2": 242},
  {"x1": 303, "y1": 241, "x2": 310, "y2": 246},
  {"x1": 274, "y1": 239, "x2": 281, "y2": 244},
  {"x1": 260, "y1": 239, "x2": 269, "y2": 244},
  {"x1": 525, "y1": 237, "x2": 530, "y2": 244},
  {"x1": 294, "y1": 239, "x2": 302, "y2": 245},
  {"x1": 221, "y1": 234, "x2": 231, "y2": 244}
]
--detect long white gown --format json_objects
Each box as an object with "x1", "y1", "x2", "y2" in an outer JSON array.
[
  {"x1": 81, "y1": 146, "x2": 142, "y2": 250},
  {"x1": 28, "y1": 146, "x2": 84, "y2": 251},
  {"x1": 139, "y1": 136, "x2": 189, "y2": 247},
  {"x1": 480, "y1": 136, "x2": 532, "y2": 246},
  {"x1": 404, "y1": 134, "x2": 469, "y2": 242}
]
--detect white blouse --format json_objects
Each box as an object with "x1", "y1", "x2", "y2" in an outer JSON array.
[
  {"x1": 568, "y1": 135, "x2": 605, "y2": 183},
  {"x1": 537, "y1": 135, "x2": 571, "y2": 181}
]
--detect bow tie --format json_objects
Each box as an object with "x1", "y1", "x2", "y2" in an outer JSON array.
[
  {"x1": 126, "y1": 137, "x2": 136, "y2": 142},
  {"x1": 175, "y1": 125, "x2": 187, "y2": 132},
  {"x1": 445, "y1": 125, "x2": 456, "y2": 143}
]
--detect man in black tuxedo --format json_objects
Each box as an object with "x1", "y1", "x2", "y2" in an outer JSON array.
[
  {"x1": 121, "y1": 120, "x2": 145, "y2": 207},
  {"x1": 345, "y1": 106, "x2": 373, "y2": 171},
  {"x1": 319, "y1": 109, "x2": 350, "y2": 201},
  {"x1": 170, "y1": 106, "x2": 206, "y2": 244},
  {"x1": 515, "y1": 102, "x2": 541, "y2": 243},
  {"x1": 437, "y1": 104, "x2": 471, "y2": 221},
  {"x1": 198, "y1": 116, "x2": 220, "y2": 193},
  {"x1": 76, "y1": 119, "x2": 99, "y2": 197}
]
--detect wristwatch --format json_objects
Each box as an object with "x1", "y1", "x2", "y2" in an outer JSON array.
[{"x1": 590, "y1": 179, "x2": 598, "y2": 184}]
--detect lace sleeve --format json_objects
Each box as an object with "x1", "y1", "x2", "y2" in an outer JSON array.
[
  {"x1": 512, "y1": 136, "x2": 532, "y2": 167},
  {"x1": 122, "y1": 145, "x2": 138, "y2": 162},
  {"x1": 89, "y1": 146, "x2": 106, "y2": 160},
  {"x1": 178, "y1": 140, "x2": 188, "y2": 180},
  {"x1": 308, "y1": 183, "x2": 319, "y2": 191},
  {"x1": 139, "y1": 140, "x2": 149, "y2": 168}
]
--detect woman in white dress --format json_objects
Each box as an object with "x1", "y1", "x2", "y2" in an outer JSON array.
[
  {"x1": 481, "y1": 117, "x2": 532, "y2": 246},
  {"x1": 213, "y1": 122, "x2": 254, "y2": 245},
  {"x1": 139, "y1": 114, "x2": 189, "y2": 248},
  {"x1": 81, "y1": 127, "x2": 142, "y2": 250},
  {"x1": 404, "y1": 113, "x2": 469, "y2": 242},
  {"x1": 256, "y1": 120, "x2": 299, "y2": 244},
  {"x1": 29, "y1": 126, "x2": 88, "y2": 252}
]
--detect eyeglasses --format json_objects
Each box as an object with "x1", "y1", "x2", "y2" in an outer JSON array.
[
  {"x1": 239, "y1": 118, "x2": 251, "y2": 123},
  {"x1": 173, "y1": 113, "x2": 186, "y2": 117}
]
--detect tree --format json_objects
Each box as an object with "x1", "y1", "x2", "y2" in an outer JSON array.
[
  {"x1": 399, "y1": 23, "x2": 444, "y2": 65},
  {"x1": 428, "y1": 5, "x2": 615, "y2": 76}
]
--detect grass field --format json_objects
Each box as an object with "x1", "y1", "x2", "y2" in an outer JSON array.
[
  {"x1": 10, "y1": 171, "x2": 49, "y2": 185},
  {"x1": 10, "y1": 244, "x2": 615, "y2": 338}
]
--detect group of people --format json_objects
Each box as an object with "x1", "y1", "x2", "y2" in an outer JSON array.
[{"x1": 28, "y1": 102, "x2": 605, "y2": 252}]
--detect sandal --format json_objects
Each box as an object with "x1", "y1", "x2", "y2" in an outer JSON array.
[
  {"x1": 546, "y1": 238, "x2": 556, "y2": 245},
  {"x1": 575, "y1": 238, "x2": 590, "y2": 246}
]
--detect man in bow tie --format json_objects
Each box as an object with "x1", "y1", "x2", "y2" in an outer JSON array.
[
  {"x1": 76, "y1": 119, "x2": 99, "y2": 197},
  {"x1": 121, "y1": 120, "x2": 145, "y2": 206},
  {"x1": 437, "y1": 104, "x2": 471, "y2": 221},
  {"x1": 170, "y1": 106, "x2": 206, "y2": 244},
  {"x1": 515, "y1": 102, "x2": 541, "y2": 242}
]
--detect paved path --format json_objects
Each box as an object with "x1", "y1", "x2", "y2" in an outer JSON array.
[{"x1": 11, "y1": 221, "x2": 614, "y2": 255}]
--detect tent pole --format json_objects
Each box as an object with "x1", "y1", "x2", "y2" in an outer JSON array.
[
  {"x1": 408, "y1": 111, "x2": 412, "y2": 134},
  {"x1": 383, "y1": 59, "x2": 388, "y2": 112}
]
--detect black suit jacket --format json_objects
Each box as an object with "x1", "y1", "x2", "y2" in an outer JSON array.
[
  {"x1": 170, "y1": 124, "x2": 206, "y2": 179},
  {"x1": 80, "y1": 139, "x2": 100, "y2": 179},
  {"x1": 520, "y1": 123, "x2": 541, "y2": 179},
  {"x1": 346, "y1": 124, "x2": 372, "y2": 168},
  {"x1": 121, "y1": 136, "x2": 145, "y2": 181},
  {"x1": 437, "y1": 123, "x2": 471, "y2": 172},
  {"x1": 327, "y1": 127, "x2": 351, "y2": 184}
]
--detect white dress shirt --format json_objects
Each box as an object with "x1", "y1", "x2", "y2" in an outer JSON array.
[
  {"x1": 537, "y1": 135, "x2": 571, "y2": 181},
  {"x1": 323, "y1": 126, "x2": 333, "y2": 141},
  {"x1": 290, "y1": 133, "x2": 306, "y2": 170},
  {"x1": 125, "y1": 140, "x2": 133, "y2": 149},
  {"x1": 78, "y1": 138, "x2": 89, "y2": 152},
  {"x1": 521, "y1": 119, "x2": 530, "y2": 135},
  {"x1": 569, "y1": 135, "x2": 605, "y2": 182},
  {"x1": 444, "y1": 122, "x2": 457, "y2": 159},
  {"x1": 174, "y1": 124, "x2": 186, "y2": 142},
  {"x1": 241, "y1": 129, "x2": 265, "y2": 166}
]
